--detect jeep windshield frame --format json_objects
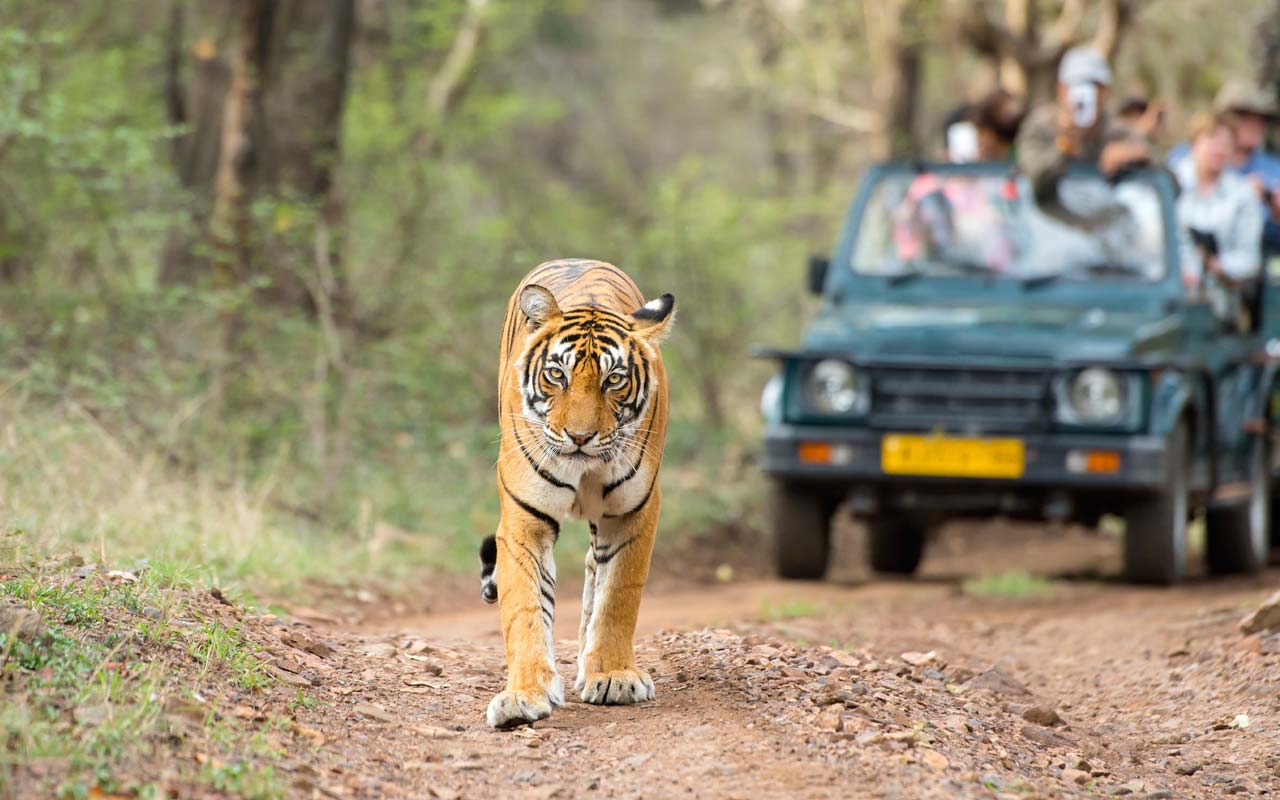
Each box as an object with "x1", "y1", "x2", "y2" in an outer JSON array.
[{"x1": 823, "y1": 161, "x2": 1183, "y2": 311}]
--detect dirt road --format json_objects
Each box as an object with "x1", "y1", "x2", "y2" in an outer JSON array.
[{"x1": 263, "y1": 525, "x2": 1280, "y2": 800}]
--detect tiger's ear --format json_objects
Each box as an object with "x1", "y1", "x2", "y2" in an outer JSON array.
[
  {"x1": 630, "y1": 293, "x2": 675, "y2": 341},
  {"x1": 519, "y1": 285, "x2": 561, "y2": 330}
]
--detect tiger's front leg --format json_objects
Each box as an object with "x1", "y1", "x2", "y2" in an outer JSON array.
[
  {"x1": 487, "y1": 515, "x2": 563, "y2": 729},
  {"x1": 576, "y1": 489, "x2": 660, "y2": 705}
]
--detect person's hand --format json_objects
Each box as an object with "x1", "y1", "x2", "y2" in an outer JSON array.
[
  {"x1": 1100, "y1": 139, "x2": 1151, "y2": 176},
  {"x1": 1054, "y1": 106, "x2": 1083, "y2": 155},
  {"x1": 1135, "y1": 101, "x2": 1166, "y2": 138},
  {"x1": 1247, "y1": 174, "x2": 1268, "y2": 199}
]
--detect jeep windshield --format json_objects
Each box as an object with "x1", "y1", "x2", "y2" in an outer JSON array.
[{"x1": 850, "y1": 167, "x2": 1168, "y2": 283}]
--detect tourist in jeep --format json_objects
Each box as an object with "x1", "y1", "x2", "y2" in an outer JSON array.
[
  {"x1": 1017, "y1": 47, "x2": 1152, "y2": 208},
  {"x1": 1175, "y1": 112, "x2": 1264, "y2": 326}
]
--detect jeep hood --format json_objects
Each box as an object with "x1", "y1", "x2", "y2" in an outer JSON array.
[{"x1": 804, "y1": 303, "x2": 1178, "y2": 363}]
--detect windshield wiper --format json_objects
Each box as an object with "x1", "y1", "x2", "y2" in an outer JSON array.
[
  {"x1": 887, "y1": 257, "x2": 1002, "y2": 286},
  {"x1": 1022, "y1": 261, "x2": 1148, "y2": 289},
  {"x1": 887, "y1": 268, "x2": 926, "y2": 286}
]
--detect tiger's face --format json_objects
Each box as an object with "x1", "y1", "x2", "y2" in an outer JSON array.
[{"x1": 515, "y1": 285, "x2": 674, "y2": 464}]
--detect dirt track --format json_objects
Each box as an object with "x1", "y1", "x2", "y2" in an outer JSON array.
[{"x1": 265, "y1": 524, "x2": 1280, "y2": 799}]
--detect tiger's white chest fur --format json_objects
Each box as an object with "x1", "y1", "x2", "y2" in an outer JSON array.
[{"x1": 517, "y1": 450, "x2": 654, "y2": 523}]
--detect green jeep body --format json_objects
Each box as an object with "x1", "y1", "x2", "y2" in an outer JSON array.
[{"x1": 760, "y1": 161, "x2": 1280, "y2": 584}]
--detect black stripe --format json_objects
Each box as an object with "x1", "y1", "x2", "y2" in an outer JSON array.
[
  {"x1": 603, "y1": 472, "x2": 657, "y2": 519},
  {"x1": 603, "y1": 419, "x2": 652, "y2": 496},
  {"x1": 594, "y1": 535, "x2": 637, "y2": 564},
  {"x1": 512, "y1": 426, "x2": 574, "y2": 490},
  {"x1": 518, "y1": 540, "x2": 555, "y2": 589},
  {"x1": 501, "y1": 476, "x2": 561, "y2": 536}
]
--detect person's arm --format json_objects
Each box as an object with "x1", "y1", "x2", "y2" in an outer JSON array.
[
  {"x1": 1217, "y1": 184, "x2": 1264, "y2": 282},
  {"x1": 1016, "y1": 109, "x2": 1071, "y2": 204}
]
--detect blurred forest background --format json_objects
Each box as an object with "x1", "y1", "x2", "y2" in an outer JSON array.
[{"x1": 0, "y1": 0, "x2": 1274, "y2": 595}]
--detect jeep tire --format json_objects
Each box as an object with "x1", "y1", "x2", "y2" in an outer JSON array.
[
  {"x1": 1206, "y1": 436, "x2": 1270, "y2": 575},
  {"x1": 771, "y1": 481, "x2": 838, "y2": 580},
  {"x1": 1123, "y1": 423, "x2": 1189, "y2": 585},
  {"x1": 867, "y1": 516, "x2": 928, "y2": 575}
]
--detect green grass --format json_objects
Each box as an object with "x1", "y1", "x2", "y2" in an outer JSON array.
[
  {"x1": 0, "y1": 387, "x2": 767, "y2": 603},
  {"x1": 962, "y1": 571, "x2": 1059, "y2": 599},
  {"x1": 0, "y1": 556, "x2": 289, "y2": 798},
  {"x1": 761, "y1": 598, "x2": 821, "y2": 621}
]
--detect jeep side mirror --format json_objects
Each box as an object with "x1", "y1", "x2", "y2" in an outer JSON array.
[{"x1": 807, "y1": 254, "x2": 830, "y2": 295}]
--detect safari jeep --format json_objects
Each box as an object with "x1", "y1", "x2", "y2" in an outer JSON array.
[{"x1": 760, "y1": 161, "x2": 1280, "y2": 585}]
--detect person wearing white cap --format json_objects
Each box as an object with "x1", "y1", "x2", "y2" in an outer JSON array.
[{"x1": 1017, "y1": 46, "x2": 1153, "y2": 205}]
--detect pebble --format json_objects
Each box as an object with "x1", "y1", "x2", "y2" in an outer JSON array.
[
  {"x1": 1020, "y1": 705, "x2": 1062, "y2": 727},
  {"x1": 967, "y1": 665, "x2": 1032, "y2": 697},
  {"x1": 1061, "y1": 768, "x2": 1089, "y2": 785},
  {"x1": 1019, "y1": 724, "x2": 1072, "y2": 748}
]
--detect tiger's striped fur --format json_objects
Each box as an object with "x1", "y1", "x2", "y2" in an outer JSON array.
[{"x1": 482, "y1": 258, "x2": 674, "y2": 729}]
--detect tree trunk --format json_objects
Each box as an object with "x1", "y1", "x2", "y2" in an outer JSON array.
[
  {"x1": 209, "y1": 0, "x2": 275, "y2": 286},
  {"x1": 868, "y1": 0, "x2": 922, "y2": 159},
  {"x1": 160, "y1": 0, "x2": 235, "y2": 284},
  {"x1": 163, "y1": 0, "x2": 356, "y2": 314}
]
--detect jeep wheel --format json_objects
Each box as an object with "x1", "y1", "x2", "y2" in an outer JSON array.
[
  {"x1": 1206, "y1": 436, "x2": 1270, "y2": 575},
  {"x1": 771, "y1": 482, "x2": 838, "y2": 580},
  {"x1": 866, "y1": 517, "x2": 928, "y2": 575},
  {"x1": 1123, "y1": 423, "x2": 1189, "y2": 585}
]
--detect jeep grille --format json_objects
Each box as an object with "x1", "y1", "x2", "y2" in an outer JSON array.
[{"x1": 868, "y1": 366, "x2": 1051, "y2": 433}]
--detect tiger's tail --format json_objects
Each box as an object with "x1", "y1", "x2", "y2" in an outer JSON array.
[{"x1": 479, "y1": 534, "x2": 498, "y2": 604}]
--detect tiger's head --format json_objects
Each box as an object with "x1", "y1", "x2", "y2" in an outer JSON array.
[{"x1": 515, "y1": 284, "x2": 675, "y2": 464}]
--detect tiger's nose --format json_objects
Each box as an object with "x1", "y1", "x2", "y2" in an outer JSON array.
[{"x1": 566, "y1": 430, "x2": 596, "y2": 446}]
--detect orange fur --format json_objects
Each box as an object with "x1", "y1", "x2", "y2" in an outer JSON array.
[{"x1": 484, "y1": 259, "x2": 674, "y2": 729}]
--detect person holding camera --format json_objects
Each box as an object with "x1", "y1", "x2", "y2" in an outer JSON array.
[
  {"x1": 1175, "y1": 113, "x2": 1264, "y2": 325},
  {"x1": 1017, "y1": 47, "x2": 1152, "y2": 206}
]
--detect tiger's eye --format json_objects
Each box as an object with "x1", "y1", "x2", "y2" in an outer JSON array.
[
  {"x1": 605, "y1": 373, "x2": 626, "y2": 388},
  {"x1": 545, "y1": 366, "x2": 565, "y2": 383}
]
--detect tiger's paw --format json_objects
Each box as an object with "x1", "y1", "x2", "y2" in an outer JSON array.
[
  {"x1": 486, "y1": 674, "x2": 563, "y2": 730},
  {"x1": 487, "y1": 689, "x2": 552, "y2": 730},
  {"x1": 580, "y1": 668, "x2": 655, "y2": 705}
]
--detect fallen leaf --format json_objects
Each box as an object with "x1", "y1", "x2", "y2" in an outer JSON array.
[
  {"x1": 427, "y1": 787, "x2": 461, "y2": 800},
  {"x1": 105, "y1": 570, "x2": 138, "y2": 584},
  {"x1": 619, "y1": 752, "x2": 653, "y2": 769},
  {"x1": 282, "y1": 630, "x2": 337, "y2": 658},
  {"x1": 354, "y1": 703, "x2": 396, "y2": 724},
  {"x1": 901, "y1": 651, "x2": 938, "y2": 667},
  {"x1": 267, "y1": 665, "x2": 312, "y2": 686},
  {"x1": 403, "y1": 654, "x2": 445, "y2": 674},
  {"x1": 409, "y1": 725, "x2": 459, "y2": 739},
  {"x1": 404, "y1": 678, "x2": 445, "y2": 689},
  {"x1": 920, "y1": 749, "x2": 949, "y2": 772},
  {"x1": 360, "y1": 642, "x2": 398, "y2": 659}
]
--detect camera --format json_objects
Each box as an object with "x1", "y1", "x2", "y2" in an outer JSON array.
[{"x1": 1067, "y1": 82, "x2": 1098, "y2": 128}]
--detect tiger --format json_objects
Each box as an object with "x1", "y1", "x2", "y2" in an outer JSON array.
[{"x1": 478, "y1": 258, "x2": 674, "y2": 729}]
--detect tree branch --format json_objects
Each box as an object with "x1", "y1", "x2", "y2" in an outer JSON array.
[{"x1": 1090, "y1": 0, "x2": 1135, "y2": 61}]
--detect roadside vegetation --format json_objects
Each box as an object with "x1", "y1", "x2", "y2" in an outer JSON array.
[{"x1": 0, "y1": 536, "x2": 295, "y2": 798}]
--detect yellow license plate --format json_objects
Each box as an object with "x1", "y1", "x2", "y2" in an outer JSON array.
[{"x1": 881, "y1": 434, "x2": 1024, "y2": 479}]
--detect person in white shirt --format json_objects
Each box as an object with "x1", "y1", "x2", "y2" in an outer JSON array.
[{"x1": 1175, "y1": 112, "x2": 1264, "y2": 293}]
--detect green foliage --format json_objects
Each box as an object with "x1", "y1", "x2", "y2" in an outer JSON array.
[
  {"x1": 0, "y1": 563, "x2": 290, "y2": 798},
  {"x1": 962, "y1": 571, "x2": 1059, "y2": 599}
]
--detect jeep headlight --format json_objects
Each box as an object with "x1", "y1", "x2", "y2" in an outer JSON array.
[
  {"x1": 1066, "y1": 367, "x2": 1127, "y2": 423},
  {"x1": 805, "y1": 359, "x2": 869, "y2": 415}
]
